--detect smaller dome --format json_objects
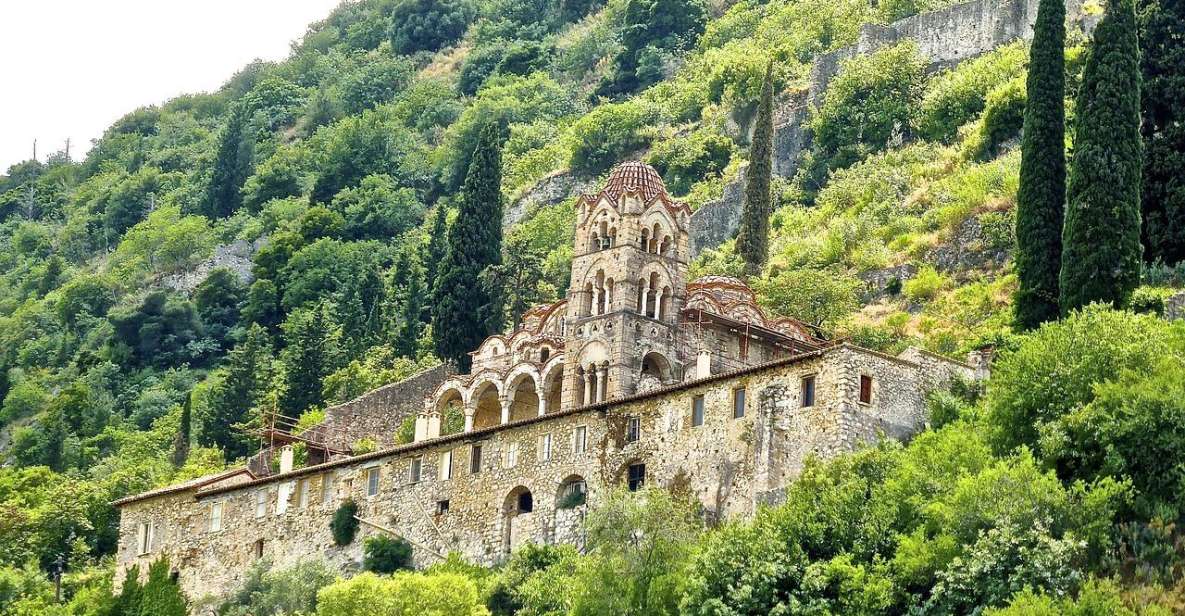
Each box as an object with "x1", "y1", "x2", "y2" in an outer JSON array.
[{"x1": 602, "y1": 161, "x2": 668, "y2": 202}]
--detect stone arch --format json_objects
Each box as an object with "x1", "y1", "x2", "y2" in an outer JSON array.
[
  {"x1": 433, "y1": 385, "x2": 466, "y2": 416},
  {"x1": 640, "y1": 351, "x2": 674, "y2": 383},
  {"x1": 503, "y1": 485, "x2": 536, "y2": 556},
  {"x1": 470, "y1": 378, "x2": 503, "y2": 430},
  {"x1": 556, "y1": 474, "x2": 588, "y2": 509},
  {"x1": 540, "y1": 358, "x2": 565, "y2": 414},
  {"x1": 505, "y1": 366, "x2": 542, "y2": 423}
]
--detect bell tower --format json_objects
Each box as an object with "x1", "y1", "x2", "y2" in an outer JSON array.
[{"x1": 560, "y1": 161, "x2": 692, "y2": 409}]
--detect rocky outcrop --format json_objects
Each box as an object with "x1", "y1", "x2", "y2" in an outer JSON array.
[
  {"x1": 1167, "y1": 292, "x2": 1185, "y2": 321},
  {"x1": 504, "y1": 170, "x2": 596, "y2": 229},
  {"x1": 161, "y1": 238, "x2": 265, "y2": 293}
]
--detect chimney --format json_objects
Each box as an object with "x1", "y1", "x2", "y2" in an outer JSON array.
[
  {"x1": 278, "y1": 446, "x2": 294, "y2": 474},
  {"x1": 414, "y1": 413, "x2": 428, "y2": 442},
  {"x1": 426, "y1": 412, "x2": 441, "y2": 439},
  {"x1": 697, "y1": 350, "x2": 713, "y2": 379}
]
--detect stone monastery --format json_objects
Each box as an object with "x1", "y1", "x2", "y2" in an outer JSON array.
[{"x1": 113, "y1": 161, "x2": 985, "y2": 604}]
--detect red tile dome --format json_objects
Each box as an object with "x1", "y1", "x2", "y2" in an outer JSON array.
[{"x1": 602, "y1": 161, "x2": 669, "y2": 202}]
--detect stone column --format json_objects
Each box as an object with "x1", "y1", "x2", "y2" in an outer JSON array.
[
  {"x1": 597, "y1": 365, "x2": 608, "y2": 402},
  {"x1": 639, "y1": 285, "x2": 650, "y2": 314},
  {"x1": 537, "y1": 391, "x2": 548, "y2": 416},
  {"x1": 654, "y1": 287, "x2": 665, "y2": 319},
  {"x1": 463, "y1": 404, "x2": 475, "y2": 433},
  {"x1": 582, "y1": 371, "x2": 593, "y2": 406},
  {"x1": 591, "y1": 287, "x2": 601, "y2": 316},
  {"x1": 500, "y1": 398, "x2": 511, "y2": 424}
]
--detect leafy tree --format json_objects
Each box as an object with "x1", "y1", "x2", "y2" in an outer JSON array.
[
  {"x1": 393, "y1": 254, "x2": 426, "y2": 358},
  {"x1": 1014, "y1": 0, "x2": 1065, "y2": 330},
  {"x1": 568, "y1": 101, "x2": 657, "y2": 176},
  {"x1": 220, "y1": 559, "x2": 337, "y2": 616},
  {"x1": 329, "y1": 174, "x2": 425, "y2": 241},
  {"x1": 193, "y1": 268, "x2": 245, "y2": 351},
  {"x1": 243, "y1": 76, "x2": 307, "y2": 132},
  {"x1": 736, "y1": 63, "x2": 774, "y2": 275},
  {"x1": 597, "y1": 0, "x2": 708, "y2": 96},
  {"x1": 432, "y1": 123, "x2": 504, "y2": 371},
  {"x1": 753, "y1": 267, "x2": 860, "y2": 328},
  {"x1": 387, "y1": 0, "x2": 475, "y2": 54},
  {"x1": 645, "y1": 130, "x2": 735, "y2": 196},
  {"x1": 480, "y1": 234, "x2": 549, "y2": 330},
  {"x1": 340, "y1": 57, "x2": 416, "y2": 115},
  {"x1": 108, "y1": 291, "x2": 207, "y2": 369},
  {"x1": 241, "y1": 145, "x2": 309, "y2": 213},
  {"x1": 1138, "y1": 0, "x2": 1185, "y2": 265},
  {"x1": 202, "y1": 101, "x2": 255, "y2": 219},
  {"x1": 985, "y1": 306, "x2": 1185, "y2": 457},
  {"x1": 571, "y1": 489, "x2": 700, "y2": 616},
  {"x1": 309, "y1": 109, "x2": 430, "y2": 204},
  {"x1": 242, "y1": 279, "x2": 283, "y2": 334},
  {"x1": 136, "y1": 556, "x2": 188, "y2": 616},
  {"x1": 363, "y1": 535, "x2": 414, "y2": 574},
  {"x1": 280, "y1": 303, "x2": 343, "y2": 415},
  {"x1": 99, "y1": 166, "x2": 179, "y2": 238},
  {"x1": 202, "y1": 324, "x2": 274, "y2": 460},
  {"x1": 1060, "y1": 0, "x2": 1144, "y2": 313},
  {"x1": 116, "y1": 565, "x2": 143, "y2": 615},
  {"x1": 55, "y1": 275, "x2": 115, "y2": 330}
]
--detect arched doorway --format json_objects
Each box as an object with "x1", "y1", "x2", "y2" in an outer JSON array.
[
  {"x1": 503, "y1": 486, "x2": 535, "y2": 556},
  {"x1": 506, "y1": 373, "x2": 540, "y2": 422}
]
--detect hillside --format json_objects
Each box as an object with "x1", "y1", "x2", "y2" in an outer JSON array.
[{"x1": 2, "y1": 0, "x2": 1185, "y2": 612}]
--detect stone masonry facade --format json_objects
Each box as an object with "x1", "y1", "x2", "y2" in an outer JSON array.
[{"x1": 113, "y1": 163, "x2": 981, "y2": 609}]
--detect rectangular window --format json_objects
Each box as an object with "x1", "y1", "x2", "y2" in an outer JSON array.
[
  {"x1": 573, "y1": 426, "x2": 588, "y2": 454},
  {"x1": 276, "y1": 483, "x2": 291, "y2": 515},
  {"x1": 859, "y1": 375, "x2": 873, "y2": 405},
  {"x1": 437, "y1": 499, "x2": 450, "y2": 515},
  {"x1": 471, "y1": 444, "x2": 483, "y2": 474},
  {"x1": 439, "y1": 451, "x2": 453, "y2": 481},
  {"x1": 137, "y1": 521, "x2": 153, "y2": 555},
  {"x1": 410, "y1": 457, "x2": 423, "y2": 483},
  {"x1": 733, "y1": 388, "x2": 746, "y2": 418},
  {"x1": 321, "y1": 474, "x2": 334, "y2": 506},
  {"x1": 538, "y1": 433, "x2": 552, "y2": 461},
  {"x1": 366, "y1": 467, "x2": 380, "y2": 497},
  {"x1": 209, "y1": 502, "x2": 223, "y2": 532},
  {"x1": 801, "y1": 375, "x2": 816, "y2": 408},
  {"x1": 505, "y1": 442, "x2": 519, "y2": 468},
  {"x1": 692, "y1": 395, "x2": 705, "y2": 427},
  {"x1": 625, "y1": 416, "x2": 640, "y2": 443},
  {"x1": 254, "y1": 490, "x2": 267, "y2": 518},
  {"x1": 627, "y1": 463, "x2": 646, "y2": 492}
]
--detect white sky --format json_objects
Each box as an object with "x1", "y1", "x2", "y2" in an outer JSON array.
[{"x1": 0, "y1": 0, "x2": 344, "y2": 172}]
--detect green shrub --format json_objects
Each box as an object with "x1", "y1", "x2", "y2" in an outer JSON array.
[
  {"x1": 331, "y1": 500, "x2": 360, "y2": 546},
  {"x1": 916, "y1": 43, "x2": 1027, "y2": 143},
  {"x1": 644, "y1": 130, "x2": 735, "y2": 195},
  {"x1": 802, "y1": 42, "x2": 927, "y2": 196},
  {"x1": 387, "y1": 0, "x2": 475, "y2": 54},
  {"x1": 966, "y1": 76, "x2": 1027, "y2": 160},
  {"x1": 752, "y1": 267, "x2": 861, "y2": 328},
  {"x1": 364, "y1": 535, "x2": 414, "y2": 574},
  {"x1": 902, "y1": 266, "x2": 948, "y2": 302},
  {"x1": 567, "y1": 100, "x2": 659, "y2": 175},
  {"x1": 1128, "y1": 285, "x2": 1177, "y2": 315},
  {"x1": 315, "y1": 571, "x2": 487, "y2": 616},
  {"x1": 221, "y1": 559, "x2": 337, "y2": 616},
  {"x1": 986, "y1": 305, "x2": 1185, "y2": 456}
]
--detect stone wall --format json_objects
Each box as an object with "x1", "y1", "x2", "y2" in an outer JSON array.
[
  {"x1": 1166, "y1": 292, "x2": 1185, "y2": 321},
  {"x1": 115, "y1": 344, "x2": 973, "y2": 607},
  {"x1": 314, "y1": 363, "x2": 456, "y2": 450},
  {"x1": 160, "y1": 238, "x2": 265, "y2": 293}
]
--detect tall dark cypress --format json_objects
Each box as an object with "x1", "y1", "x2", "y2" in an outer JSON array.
[
  {"x1": 1138, "y1": 0, "x2": 1185, "y2": 264},
  {"x1": 423, "y1": 205, "x2": 449, "y2": 303},
  {"x1": 736, "y1": 62, "x2": 774, "y2": 276},
  {"x1": 172, "y1": 392, "x2": 192, "y2": 467},
  {"x1": 1060, "y1": 0, "x2": 1143, "y2": 313},
  {"x1": 1014, "y1": 0, "x2": 1066, "y2": 330},
  {"x1": 432, "y1": 122, "x2": 503, "y2": 371},
  {"x1": 202, "y1": 101, "x2": 254, "y2": 219},
  {"x1": 396, "y1": 265, "x2": 425, "y2": 358}
]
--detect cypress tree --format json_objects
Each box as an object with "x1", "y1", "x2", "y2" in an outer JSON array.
[
  {"x1": 202, "y1": 324, "x2": 274, "y2": 460},
  {"x1": 395, "y1": 266, "x2": 425, "y2": 359},
  {"x1": 1138, "y1": 0, "x2": 1185, "y2": 264},
  {"x1": 736, "y1": 62, "x2": 775, "y2": 276},
  {"x1": 423, "y1": 205, "x2": 449, "y2": 308},
  {"x1": 171, "y1": 392, "x2": 191, "y2": 467},
  {"x1": 138, "y1": 557, "x2": 187, "y2": 616},
  {"x1": 1014, "y1": 0, "x2": 1066, "y2": 330},
  {"x1": 432, "y1": 122, "x2": 504, "y2": 371},
  {"x1": 279, "y1": 302, "x2": 342, "y2": 416},
  {"x1": 1060, "y1": 0, "x2": 1143, "y2": 313},
  {"x1": 202, "y1": 101, "x2": 255, "y2": 219}
]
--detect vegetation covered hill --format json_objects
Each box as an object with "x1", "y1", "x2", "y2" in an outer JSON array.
[{"x1": 1, "y1": 0, "x2": 1184, "y2": 613}]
